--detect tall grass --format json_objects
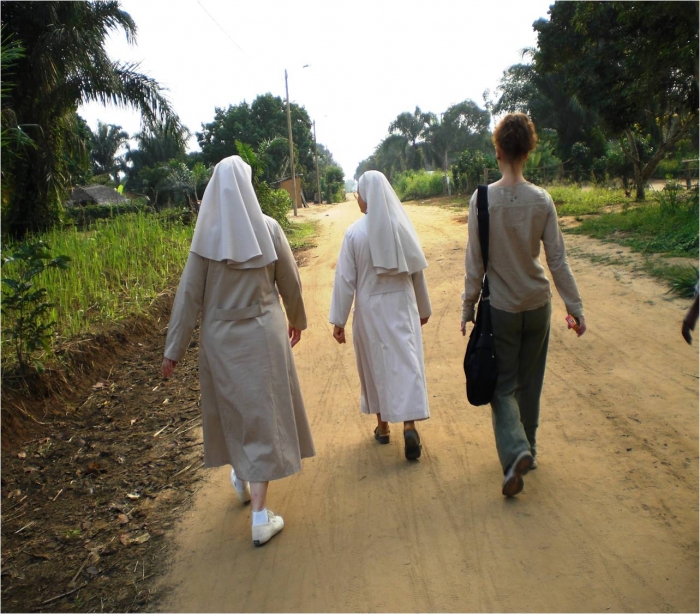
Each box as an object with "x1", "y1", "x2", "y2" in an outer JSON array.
[
  {"x1": 393, "y1": 170, "x2": 446, "y2": 201},
  {"x1": 285, "y1": 220, "x2": 318, "y2": 251},
  {"x1": 548, "y1": 185, "x2": 628, "y2": 216},
  {"x1": 2, "y1": 213, "x2": 319, "y2": 357},
  {"x1": 567, "y1": 192, "x2": 699, "y2": 257},
  {"x1": 565, "y1": 185, "x2": 699, "y2": 296},
  {"x1": 4, "y1": 212, "x2": 194, "y2": 342}
]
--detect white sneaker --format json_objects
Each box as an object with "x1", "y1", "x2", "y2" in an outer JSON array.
[
  {"x1": 252, "y1": 510, "x2": 284, "y2": 547},
  {"x1": 229, "y1": 468, "x2": 251, "y2": 504}
]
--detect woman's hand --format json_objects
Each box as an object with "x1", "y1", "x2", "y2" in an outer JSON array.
[
  {"x1": 573, "y1": 315, "x2": 587, "y2": 337},
  {"x1": 162, "y1": 357, "x2": 178, "y2": 379},
  {"x1": 333, "y1": 325, "x2": 346, "y2": 344},
  {"x1": 420, "y1": 316, "x2": 430, "y2": 326},
  {"x1": 288, "y1": 326, "x2": 302, "y2": 348}
]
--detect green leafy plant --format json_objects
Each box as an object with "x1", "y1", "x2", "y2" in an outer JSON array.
[
  {"x1": 324, "y1": 165, "x2": 346, "y2": 203},
  {"x1": 656, "y1": 181, "x2": 685, "y2": 215},
  {"x1": 257, "y1": 184, "x2": 292, "y2": 228},
  {"x1": 664, "y1": 265, "x2": 699, "y2": 299},
  {"x1": 2, "y1": 241, "x2": 70, "y2": 372},
  {"x1": 393, "y1": 170, "x2": 446, "y2": 201}
]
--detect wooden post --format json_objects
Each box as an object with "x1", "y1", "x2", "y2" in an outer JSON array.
[{"x1": 285, "y1": 69, "x2": 298, "y2": 216}]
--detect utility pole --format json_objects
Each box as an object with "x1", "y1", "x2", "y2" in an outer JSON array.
[
  {"x1": 285, "y1": 69, "x2": 298, "y2": 216},
  {"x1": 313, "y1": 120, "x2": 322, "y2": 204}
]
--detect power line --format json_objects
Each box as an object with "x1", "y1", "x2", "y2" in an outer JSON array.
[{"x1": 196, "y1": 0, "x2": 245, "y2": 53}]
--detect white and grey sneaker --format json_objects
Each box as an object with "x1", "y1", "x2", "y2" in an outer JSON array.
[
  {"x1": 252, "y1": 510, "x2": 284, "y2": 546},
  {"x1": 502, "y1": 450, "x2": 534, "y2": 497},
  {"x1": 230, "y1": 468, "x2": 251, "y2": 504}
]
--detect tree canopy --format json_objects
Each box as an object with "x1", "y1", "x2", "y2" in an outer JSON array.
[
  {"x1": 1, "y1": 1, "x2": 182, "y2": 236},
  {"x1": 196, "y1": 93, "x2": 320, "y2": 196},
  {"x1": 356, "y1": 100, "x2": 491, "y2": 182},
  {"x1": 531, "y1": 1, "x2": 699, "y2": 198}
]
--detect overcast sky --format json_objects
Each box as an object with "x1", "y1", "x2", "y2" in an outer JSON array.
[{"x1": 79, "y1": 0, "x2": 554, "y2": 179}]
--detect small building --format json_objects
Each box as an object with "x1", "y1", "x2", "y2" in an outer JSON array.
[
  {"x1": 274, "y1": 176, "x2": 307, "y2": 208},
  {"x1": 67, "y1": 185, "x2": 127, "y2": 207}
]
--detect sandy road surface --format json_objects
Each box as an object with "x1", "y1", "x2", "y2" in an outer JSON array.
[{"x1": 158, "y1": 199, "x2": 698, "y2": 613}]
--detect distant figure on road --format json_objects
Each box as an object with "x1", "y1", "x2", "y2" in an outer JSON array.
[
  {"x1": 330, "y1": 170, "x2": 432, "y2": 460},
  {"x1": 162, "y1": 155, "x2": 315, "y2": 546},
  {"x1": 461, "y1": 113, "x2": 586, "y2": 497}
]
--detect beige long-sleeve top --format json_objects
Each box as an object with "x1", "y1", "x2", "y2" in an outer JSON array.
[{"x1": 461, "y1": 183, "x2": 583, "y2": 323}]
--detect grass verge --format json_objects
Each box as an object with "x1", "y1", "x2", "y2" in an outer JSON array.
[
  {"x1": 560, "y1": 185, "x2": 698, "y2": 295},
  {"x1": 549, "y1": 185, "x2": 628, "y2": 216},
  {"x1": 285, "y1": 219, "x2": 318, "y2": 251},
  {"x1": 2, "y1": 213, "x2": 320, "y2": 372}
]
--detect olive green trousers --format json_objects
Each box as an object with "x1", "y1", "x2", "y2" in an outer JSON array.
[{"x1": 489, "y1": 301, "x2": 551, "y2": 471}]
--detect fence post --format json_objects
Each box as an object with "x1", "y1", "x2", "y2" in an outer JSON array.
[{"x1": 482, "y1": 168, "x2": 489, "y2": 185}]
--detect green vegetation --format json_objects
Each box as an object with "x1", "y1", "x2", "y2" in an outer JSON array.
[
  {"x1": 2, "y1": 213, "x2": 194, "y2": 347},
  {"x1": 393, "y1": 170, "x2": 445, "y2": 201},
  {"x1": 566, "y1": 189, "x2": 698, "y2": 258},
  {"x1": 1, "y1": 2, "x2": 182, "y2": 237},
  {"x1": 258, "y1": 185, "x2": 293, "y2": 229},
  {"x1": 548, "y1": 186, "x2": 628, "y2": 216},
  {"x1": 558, "y1": 183, "x2": 699, "y2": 296},
  {"x1": 0, "y1": 211, "x2": 318, "y2": 370},
  {"x1": 285, "y1": 220, "x2": 318, "y2": 251},
  {"x1": 497, "y1": 1, "x2": 698, "y2": 201},
  {"x1": 1, "y1": 242, "x2": 71, "y2": 372},
  {"x1": 661, "y1": 265, "x2": 699, "y2": 299},
  {"x1": 324, "y1": 166, "x2": 346, "y2": 204},
  {"x1": 64, "y1": 200, "x2": 151, "y2": 228},
  {"x1": 357, "y1": 101, "x2": 491, "y2": 184}
]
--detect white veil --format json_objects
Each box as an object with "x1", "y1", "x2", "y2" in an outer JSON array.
[
  {"x1": 358, "y1": 170, "x2": 428, "y2": 276},
  {"x1": 190, "y1": 155, "x2": 277, "y2": 269}
]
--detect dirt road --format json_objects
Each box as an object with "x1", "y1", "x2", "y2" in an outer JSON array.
[{"x1": 158, "y1": 199, "x2": 698, "y2": 613}]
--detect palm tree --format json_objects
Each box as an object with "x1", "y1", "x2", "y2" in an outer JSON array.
[
  {"x1": 124, "y1": 117, "x2": 190, "y2": 179},
  {"x1": 1, "y1": 1, "x2": 183, "y2": 237},
  {"x1": 1, "y1": 26, "x2": 35, "y2": 158},
  {"x1": 423, "y1": 101, "x2": 491, "y2": 173},
  {"x1": 90, "y1": 121, "x2": 129, "y2": 182},
  {"x1": 388, "y1": 106, "x2": 433, "y2": 170}
]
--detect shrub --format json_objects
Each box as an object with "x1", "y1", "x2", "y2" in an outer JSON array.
[
  {"x1": 324, "y1": 166, "x2": 346, "y2": 204},
  {"x1": 393, "y1": 170, "x2": 445, "y2": 201},
  {"x1": 452, "y1": 150, "x2": 498, "y2": 194},
  {"x1": 1, "y1": 241, "x2": 70, "y2": 372},
  {"x1": 257, "y1": 183, "x2": 292, "y2": 228},
  {"x1": 665, "y1": 265, "x2": 699, "y2": 299}
]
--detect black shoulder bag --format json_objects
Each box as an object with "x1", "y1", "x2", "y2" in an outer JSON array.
[{"x1": 463, "y1": 185, "x2": 498, "y2": 406}]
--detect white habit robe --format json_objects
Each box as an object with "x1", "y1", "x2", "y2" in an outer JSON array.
[{"x1": 329, "y1": 215, "x2": 432, "y2": 423}]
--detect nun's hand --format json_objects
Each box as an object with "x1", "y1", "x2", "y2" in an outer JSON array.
[
  {"x1": 420, "y1": 316, "x2": 430, "y2": 326},
  {"x1": 162, "y1": 357, "x2": 178, "y2": 379},
  {"x1": 289, "y1": 326, "x2": 302, "y2": 348},
  {"x1": 333, "y1": 325, "x2": 346, "y2": 344},
  {"x1": 460, "y1": 320, "x2": 468, "y2": 336}
]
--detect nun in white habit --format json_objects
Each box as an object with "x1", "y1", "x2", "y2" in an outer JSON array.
[
  {"x1": 162, "y1": 155, "x2": 315, "y2": 546},
  {"x1": 329, "y1": 170, "x2": 432, "y2": 460}
]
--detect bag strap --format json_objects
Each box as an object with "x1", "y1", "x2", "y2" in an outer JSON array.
[{"x1": 476, "y1": 185, "x2": 490, "y2": 298}]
